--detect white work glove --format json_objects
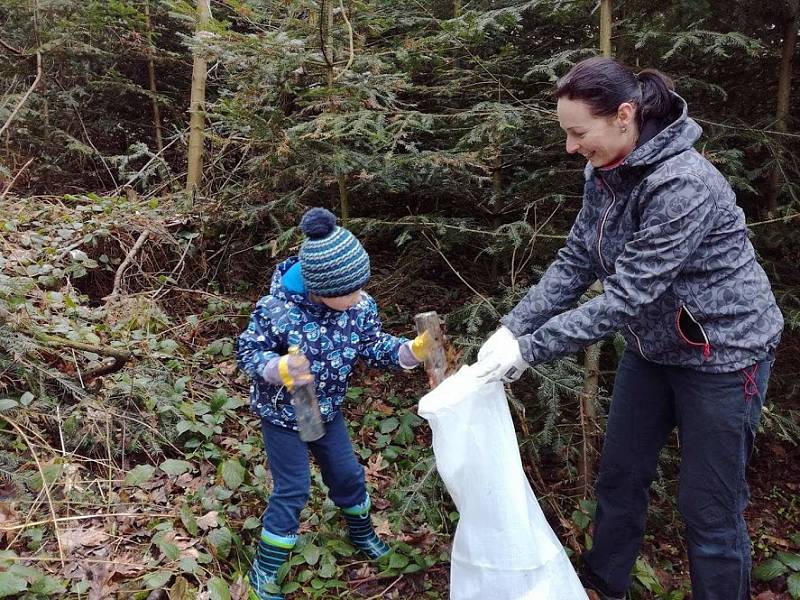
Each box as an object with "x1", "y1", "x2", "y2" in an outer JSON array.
[
  {"x1": 477, "y1": 325, "x2": 515, "y2": 362},
  {"x1": 474, "y1": 326, "x2": 529, "y2": 383}
]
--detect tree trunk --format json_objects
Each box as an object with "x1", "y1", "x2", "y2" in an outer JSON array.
[
  {"x1": 490, "y1": 150, "x2": 503, "y2": 281},
  {"x1": 579, "y1": 3, "x2": 614, "y2": 495},
  {"x1": 579, "y1": 281, "x2": 603, "y2": 496},
  {"x1": 453, "y1": 0, "x2": 461, "y2": 18},
  {"x1": 767, "y1": 0, "x2": 799, "y2": 214},
  {"x1": 144, "y1": 0, "x2": 163, "y2": 154},
  {"x1": 323, "y1": 0, "x2": 334, "y2": 86},
  {"x1": 337, "y1": 175, "x2": 350, "y2": 224},
  {"x1": 321, "y1": 0, "x2": 350, "y2": 223},
  {"x1": 599, "y1": 0, "x2": 612, "y2": 57},
  {"x1": 185, "y1": 0, "x2": 211, "y2": 198}
]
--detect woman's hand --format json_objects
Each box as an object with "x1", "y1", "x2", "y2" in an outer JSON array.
[{"x1": 474, "y1": 326, "x2": 529, "y2": 383}]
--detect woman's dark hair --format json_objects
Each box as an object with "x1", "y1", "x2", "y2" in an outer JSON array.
[{"x1": 555, "y1": 57, "x2": 675, "y2": 127}]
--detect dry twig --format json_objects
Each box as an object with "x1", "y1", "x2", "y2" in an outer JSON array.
[
  {"x1": 104, "y1": 229, "x2": 152, "y2": 304},
  {"x1": 0, "y1": 51, "x2": 42, "y2": 139}
]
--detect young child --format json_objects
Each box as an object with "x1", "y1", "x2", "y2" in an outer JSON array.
[{"x1": 236, "y1": 207, "x2": 431, "y2": 600}]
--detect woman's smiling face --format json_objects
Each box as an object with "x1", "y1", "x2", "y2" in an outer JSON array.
[{"x1": 557, "y1": 97, "x2": 637, "y2": 168}]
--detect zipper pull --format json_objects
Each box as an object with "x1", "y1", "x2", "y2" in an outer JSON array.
[{"x1": 703, "y1": 343, "x2": 711, "y2": 359}]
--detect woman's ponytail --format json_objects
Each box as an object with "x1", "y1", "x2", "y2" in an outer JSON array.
[{"x1": 636, "y1": 69, "x2": 675, "y2": 126}]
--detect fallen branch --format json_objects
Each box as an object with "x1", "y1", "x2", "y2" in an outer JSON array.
[
  {"x1": 333, "y1": 0, "x2": 355, "y2": 82},
  {"x1": 34, "y1": 332, "x2": 131, "y2": 382},
  {"x1": 0, "y1": 38, "x2": 24, "y2": 55},
  {"x1": 103, "y1": 229, "x2": 151, "y2": 304},
  {"x1": 0, "y1": 511, "x2": 175, "y2": 533}
]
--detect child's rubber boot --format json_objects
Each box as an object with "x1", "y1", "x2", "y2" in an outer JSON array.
[
  {"x1": 342, "y1": 497, "x2": 391, "y2": 560},
  {"x1": 247, "y1": 530, "x2": 296, "y2": 600}
]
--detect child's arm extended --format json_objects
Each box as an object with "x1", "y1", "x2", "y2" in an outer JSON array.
[{"x1": 357, "y1": 296, "x2": 427, "y2": 370}]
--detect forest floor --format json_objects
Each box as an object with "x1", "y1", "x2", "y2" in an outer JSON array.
[{"x1": 1, "y1": 195, "x2": 799, "y2": 599}]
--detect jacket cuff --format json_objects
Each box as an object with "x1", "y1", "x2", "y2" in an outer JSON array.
[
  {"x1": 398, "y1": 342, "x2": 421, "y2": 370},
  {"x1": 500, "y1": 314, "x2": 527, "y2": 339},
  {"x1": 515, "y1": 334, "x2": 536, "y2": 364}
]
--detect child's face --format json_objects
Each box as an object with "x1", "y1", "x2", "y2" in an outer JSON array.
[{"x1": 318, "y1": 290, "x2": 362, "y2": 311}]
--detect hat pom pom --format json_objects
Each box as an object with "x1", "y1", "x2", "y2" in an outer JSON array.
[{"x1": 300, "y1": 208, "x2": 337, "y2": 239}]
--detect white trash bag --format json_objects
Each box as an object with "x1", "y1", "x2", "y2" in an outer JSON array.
[{"x1": 418, "y1": 365, "x2": 588, "y2": 600}]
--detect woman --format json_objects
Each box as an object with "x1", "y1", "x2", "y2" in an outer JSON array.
[{"x1": 474, "y1": 57, "x2": 782, "y2": 600}]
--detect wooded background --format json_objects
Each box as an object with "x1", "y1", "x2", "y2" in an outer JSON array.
[{"x1": 1, "y1": 1, "x2": 799, "y2": 599}]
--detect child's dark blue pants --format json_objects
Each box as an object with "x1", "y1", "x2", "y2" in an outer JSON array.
[
  {"x1": 260, "y1": 411, "x2": 367, "y2": 536},
  {"x1": 582, "y1": 350, "x2": 771, "y2": 600}
]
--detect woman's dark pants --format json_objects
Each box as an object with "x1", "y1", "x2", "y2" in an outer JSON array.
[{"x1": 582, "y1": 350, "x2": 771, "y2": 600}]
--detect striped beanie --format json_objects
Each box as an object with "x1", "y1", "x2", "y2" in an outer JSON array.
[{"x1": 298, "y1": 208, "x2": 370, "y2": 298}]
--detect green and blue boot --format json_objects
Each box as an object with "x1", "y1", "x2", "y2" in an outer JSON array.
[
  {"x1": 247, "y1": 529, "x2": 297, "y2": 600},
  {"x1": 342, "y1": 497, "x2": 391, "y2": 560}
]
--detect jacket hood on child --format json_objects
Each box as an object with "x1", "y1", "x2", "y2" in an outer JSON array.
[{"x1": 236, "y1": 257, "x2": 407, "y2": 429}]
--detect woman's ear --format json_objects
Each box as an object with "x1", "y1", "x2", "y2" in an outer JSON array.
[{"x1": 617, "y1": 102, "x2": 636, "y2": 128}]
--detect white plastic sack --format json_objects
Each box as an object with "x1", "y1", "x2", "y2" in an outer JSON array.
[{"x1": 418, "y1": 365, "x2": 588, "y2": 600}]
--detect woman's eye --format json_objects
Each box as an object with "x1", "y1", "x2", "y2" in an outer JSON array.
[{"x1": 576, "y1": 132, "x2": 586, "y2": 139}]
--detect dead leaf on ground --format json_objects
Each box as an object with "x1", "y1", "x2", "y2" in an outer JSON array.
[
  {"x1": 229, "y1": 576, "x2": 248, "y2": 600},
  {"x1": 372, "y1": 514, "x2": 392, "y2": 538},
  {"x1": 62, "y1": 527, "x2": 109, "y2": 552},
  {"x1": 196, "y1": 511, "x2": 219, "y2": 530},
  {"x1": 87, "y1": 563, "x2": 116, "y2": 600},
  {"x1": 365, "y1": 453, "x2": 390, "y2": 482}
]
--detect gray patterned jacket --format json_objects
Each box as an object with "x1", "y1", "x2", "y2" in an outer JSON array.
[{"x1": 501, "y1": 96, "x2": 782, "y2": 373}]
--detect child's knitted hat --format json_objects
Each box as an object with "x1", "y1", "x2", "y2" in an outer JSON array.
[{"x1": 298, "y1": 208, "x2": 370, "y2": 298}]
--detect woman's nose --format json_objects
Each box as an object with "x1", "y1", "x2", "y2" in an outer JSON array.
[{"x1": 565, "y1": 137, "x2": 580, "y2": 154}]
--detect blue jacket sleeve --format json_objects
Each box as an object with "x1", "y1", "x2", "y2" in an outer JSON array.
[
  {"x1": 357, "y1": 296, "x2": 408, "y2": 369},
  {"x1": 236, "y1": 297, "x2": 282, "y2": 380},
  {"x1": 517, "y1": 174, "x2": 715, "y2": 364},
  {"x1": 501, "y1": 206, "x2": 597, "y2": 337}
]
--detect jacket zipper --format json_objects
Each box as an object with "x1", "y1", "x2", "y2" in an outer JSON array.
[
  {"x1": 596, "y1": 179, "x2": 616, "y2": 275},
  {"x1": 675, "y1": 305, "x2": 712, "y2": 359},
  {"x1": 627, "y1": 325, "x2": 648, "y2": 359},
  {"x1": 272, "y1": 386, "x2": 285, "y2": 409},
  {"x1": 598, "y1": 178, "x2": 642, "y2": 355}
]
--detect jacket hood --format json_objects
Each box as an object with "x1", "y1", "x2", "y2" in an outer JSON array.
[
  {"x1": 585, "y1": 93, "x2": 702, "y2": 179},
  {"x1": 269, "y1": 257, "x2": 330, "y2": 315},
  {"x1": 624, "y1": 94, "x2": 702, "y2": 168}
]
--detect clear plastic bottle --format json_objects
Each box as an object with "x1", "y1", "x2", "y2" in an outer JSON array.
[{"x1": 287, "y1": 346, "x2": 325, "y2": 442}]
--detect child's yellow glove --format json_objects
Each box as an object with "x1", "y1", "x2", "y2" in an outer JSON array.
[
  {"x1": 409, "y1": 330, "x2": 433, "y2": 361},
  {"x1": 263, "y1": 346, "x2": 313, "y2": 390},
  {"x1": 278, "y1": 353, "x2": 313, "y2": 390}
]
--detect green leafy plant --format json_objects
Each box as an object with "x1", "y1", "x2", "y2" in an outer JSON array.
[{"x1": 754, "y1": 534, "x2": 800, "y2": 599}]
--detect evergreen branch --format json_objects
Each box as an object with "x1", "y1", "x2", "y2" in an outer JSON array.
[
  {"x1": 421, "y1": 230, "x2": 499, "y2": 316},
  {"x1": 351, "y1": 218, "x2": 567, "y2": 239},
  {"x1": 695, "y1": 117, "x2": 800, "y2": 140}
]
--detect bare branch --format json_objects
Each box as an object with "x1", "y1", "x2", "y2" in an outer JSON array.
[
  {"x1": 0, "y1": 157, "x2": 34, "y2": 199},
  {"x1": 0, "y1": 51, "x2": 42, "y2": 139},
  {"x1": 0, "y1": 38, "x2": 23, "y2": 55},
  {"x1": 103, "y1": 230, "x2": 152, "y2": 303}
]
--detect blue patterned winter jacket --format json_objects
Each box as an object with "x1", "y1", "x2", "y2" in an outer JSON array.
[
  {"x1": 501, "y1": 95, "x2": 782, "y2": 373},
  {"x1": 237, "y1": 257, "x2": 409, "y2": 428}
]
